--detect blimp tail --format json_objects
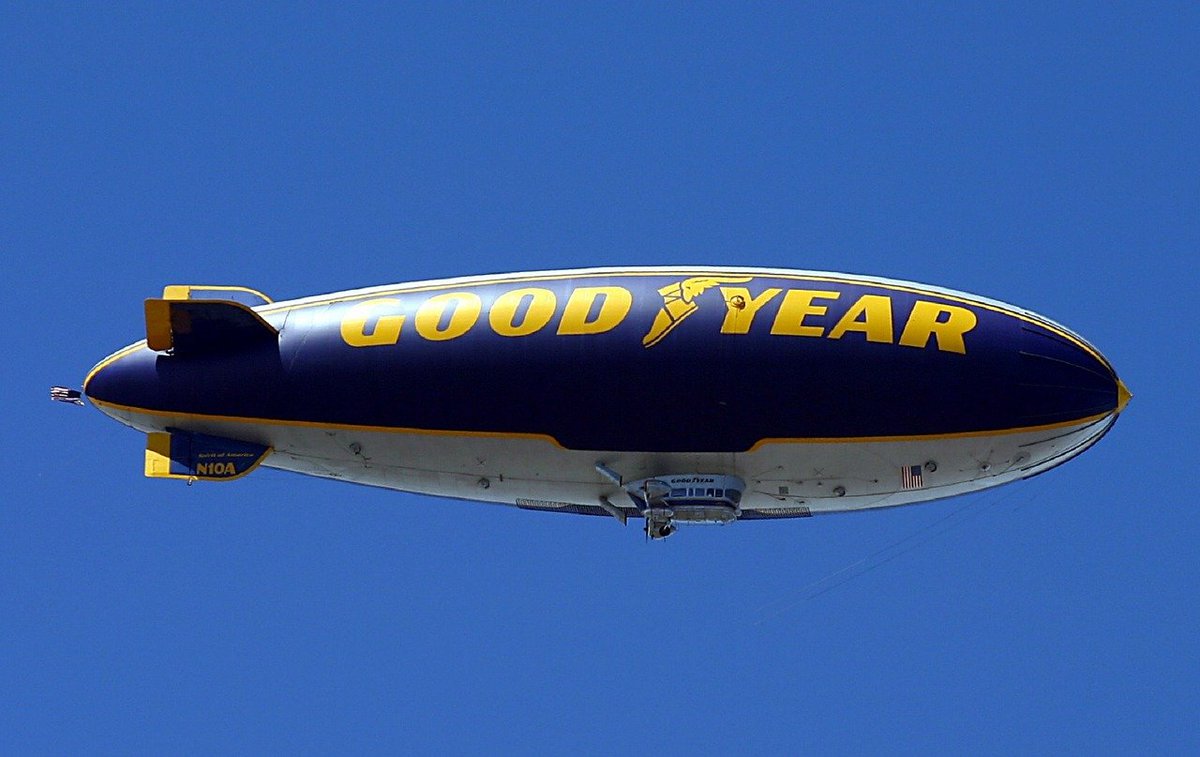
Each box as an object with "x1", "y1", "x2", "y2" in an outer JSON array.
[
  {"x1": 93, "y1": 284, "x2": 281, "y2": 482},
  {"x1": 144, "y1": 296, "x2": 278, "y2": 355}
]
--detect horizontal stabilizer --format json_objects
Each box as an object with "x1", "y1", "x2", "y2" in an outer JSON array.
[
  {"x1": 160, "y1": 285, "x2": 273, "y2": 307},
  {"x1": 145, "y1": 298, "x2": 278, "y2": 354},
  {"x1": 145, "y1": 430, "x2": 271, "y2": 481}
]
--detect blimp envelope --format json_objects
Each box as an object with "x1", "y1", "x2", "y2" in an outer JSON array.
[{"x1": 80, "y1": 267, "x2": 1130, "y2": 539}]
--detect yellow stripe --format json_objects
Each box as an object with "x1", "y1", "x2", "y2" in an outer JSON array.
[
  {"x1": 744, "y1": 410, "x2": 1114, "y2": 450},
  {"x1": 91, "y1": 396, "x2": 1115, "y2": 451},
  {"x1": 93, "y1": 397, "x2": 569, "y2": 449}
]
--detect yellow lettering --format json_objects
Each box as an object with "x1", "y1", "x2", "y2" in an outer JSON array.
[
  {"x1": 197, "y1": 463, "x2": 209, "y2": 475},
  {"x1": 341, "y1": 298, "x2": 405, "y2": 347},
  {"x1": 557, "y1": 286, "x2": 633, "y2": 335},
  {"x1": 770, "y1": 289, "x2": 841, "y2": 337},
  {"x1": 827, "y1": 294, "x2": 894, "y2": 343},
  {"x1": 898, "y1": 300, "x2": 977, "y2": 354},
  {"x1": 414, "y1": 292, "x2": 482, "y2": 341},
  {"x1": 489, "y1": 287, "x2": 557, "y2": 337},
  {"x1": 719, "y1": 287, "x2": 782, "y2": 334}
]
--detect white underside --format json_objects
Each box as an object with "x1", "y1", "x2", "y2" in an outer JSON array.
[{"x1": 102, "y1": 406, "x2": 1115, "y2": 518}]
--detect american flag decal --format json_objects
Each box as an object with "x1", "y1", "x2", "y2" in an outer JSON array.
[{"x1": 901, "y1": 464, "x2": 924, "y2": 490}]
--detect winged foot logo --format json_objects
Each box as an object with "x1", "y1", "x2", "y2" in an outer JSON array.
[{"x1": 641, "y1": 276, "x2": 754, "y2": 347}]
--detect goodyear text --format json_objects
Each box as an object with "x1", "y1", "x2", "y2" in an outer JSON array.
[{"x1": 340, "y1": 279, "x2": 978, "y2": 354}]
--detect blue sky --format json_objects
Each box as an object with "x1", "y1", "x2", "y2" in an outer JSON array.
[{"x1": 3, "y1": 3, "x2": 1197, "y2": 753}]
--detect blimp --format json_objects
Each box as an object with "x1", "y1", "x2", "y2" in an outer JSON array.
[{"x1": 72, "y1": 267, "x2": 1130, "y2": 539}]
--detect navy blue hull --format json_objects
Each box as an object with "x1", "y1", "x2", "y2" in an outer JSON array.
[{"x1": 85, "y1": 270, "x2": 1122, "y2": 452}]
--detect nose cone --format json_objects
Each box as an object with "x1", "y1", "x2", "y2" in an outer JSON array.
[
  {"x1": 1018, "y1": 321, "x2": 1127, "y2": 426},
  {"x1": 1117, "y1": 380, "x2": 1133, "y2": 413}
]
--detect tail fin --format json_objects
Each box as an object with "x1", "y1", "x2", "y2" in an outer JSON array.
[
  {"x1": 145, "y1": 430, "x2": 271, "y2": 482},
  {"x1": 145, "y1": 285, "x2": 277, "y2": 354}
]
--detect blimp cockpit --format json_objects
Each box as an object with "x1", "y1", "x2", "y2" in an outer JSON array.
[{"x1": 624, "y1": 474, "x2": 745, "y2": 539}]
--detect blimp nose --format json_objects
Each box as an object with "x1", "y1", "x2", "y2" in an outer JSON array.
[
  {"x1": 1017, "y1": 323, "x2": 1128, "y2": 426},
  {"x1": 1116, "y1": 379, "x2": 1133, "y2": 413}
]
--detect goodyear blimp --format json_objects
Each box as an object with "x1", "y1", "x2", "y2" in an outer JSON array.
[{"x1": 72, "y1": 267, "x2": 1130, "y2": 538}]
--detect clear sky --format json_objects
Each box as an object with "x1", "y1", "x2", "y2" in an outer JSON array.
[{"x1": 4, "y1": 3, "x2": 1197, "y2": 753}]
